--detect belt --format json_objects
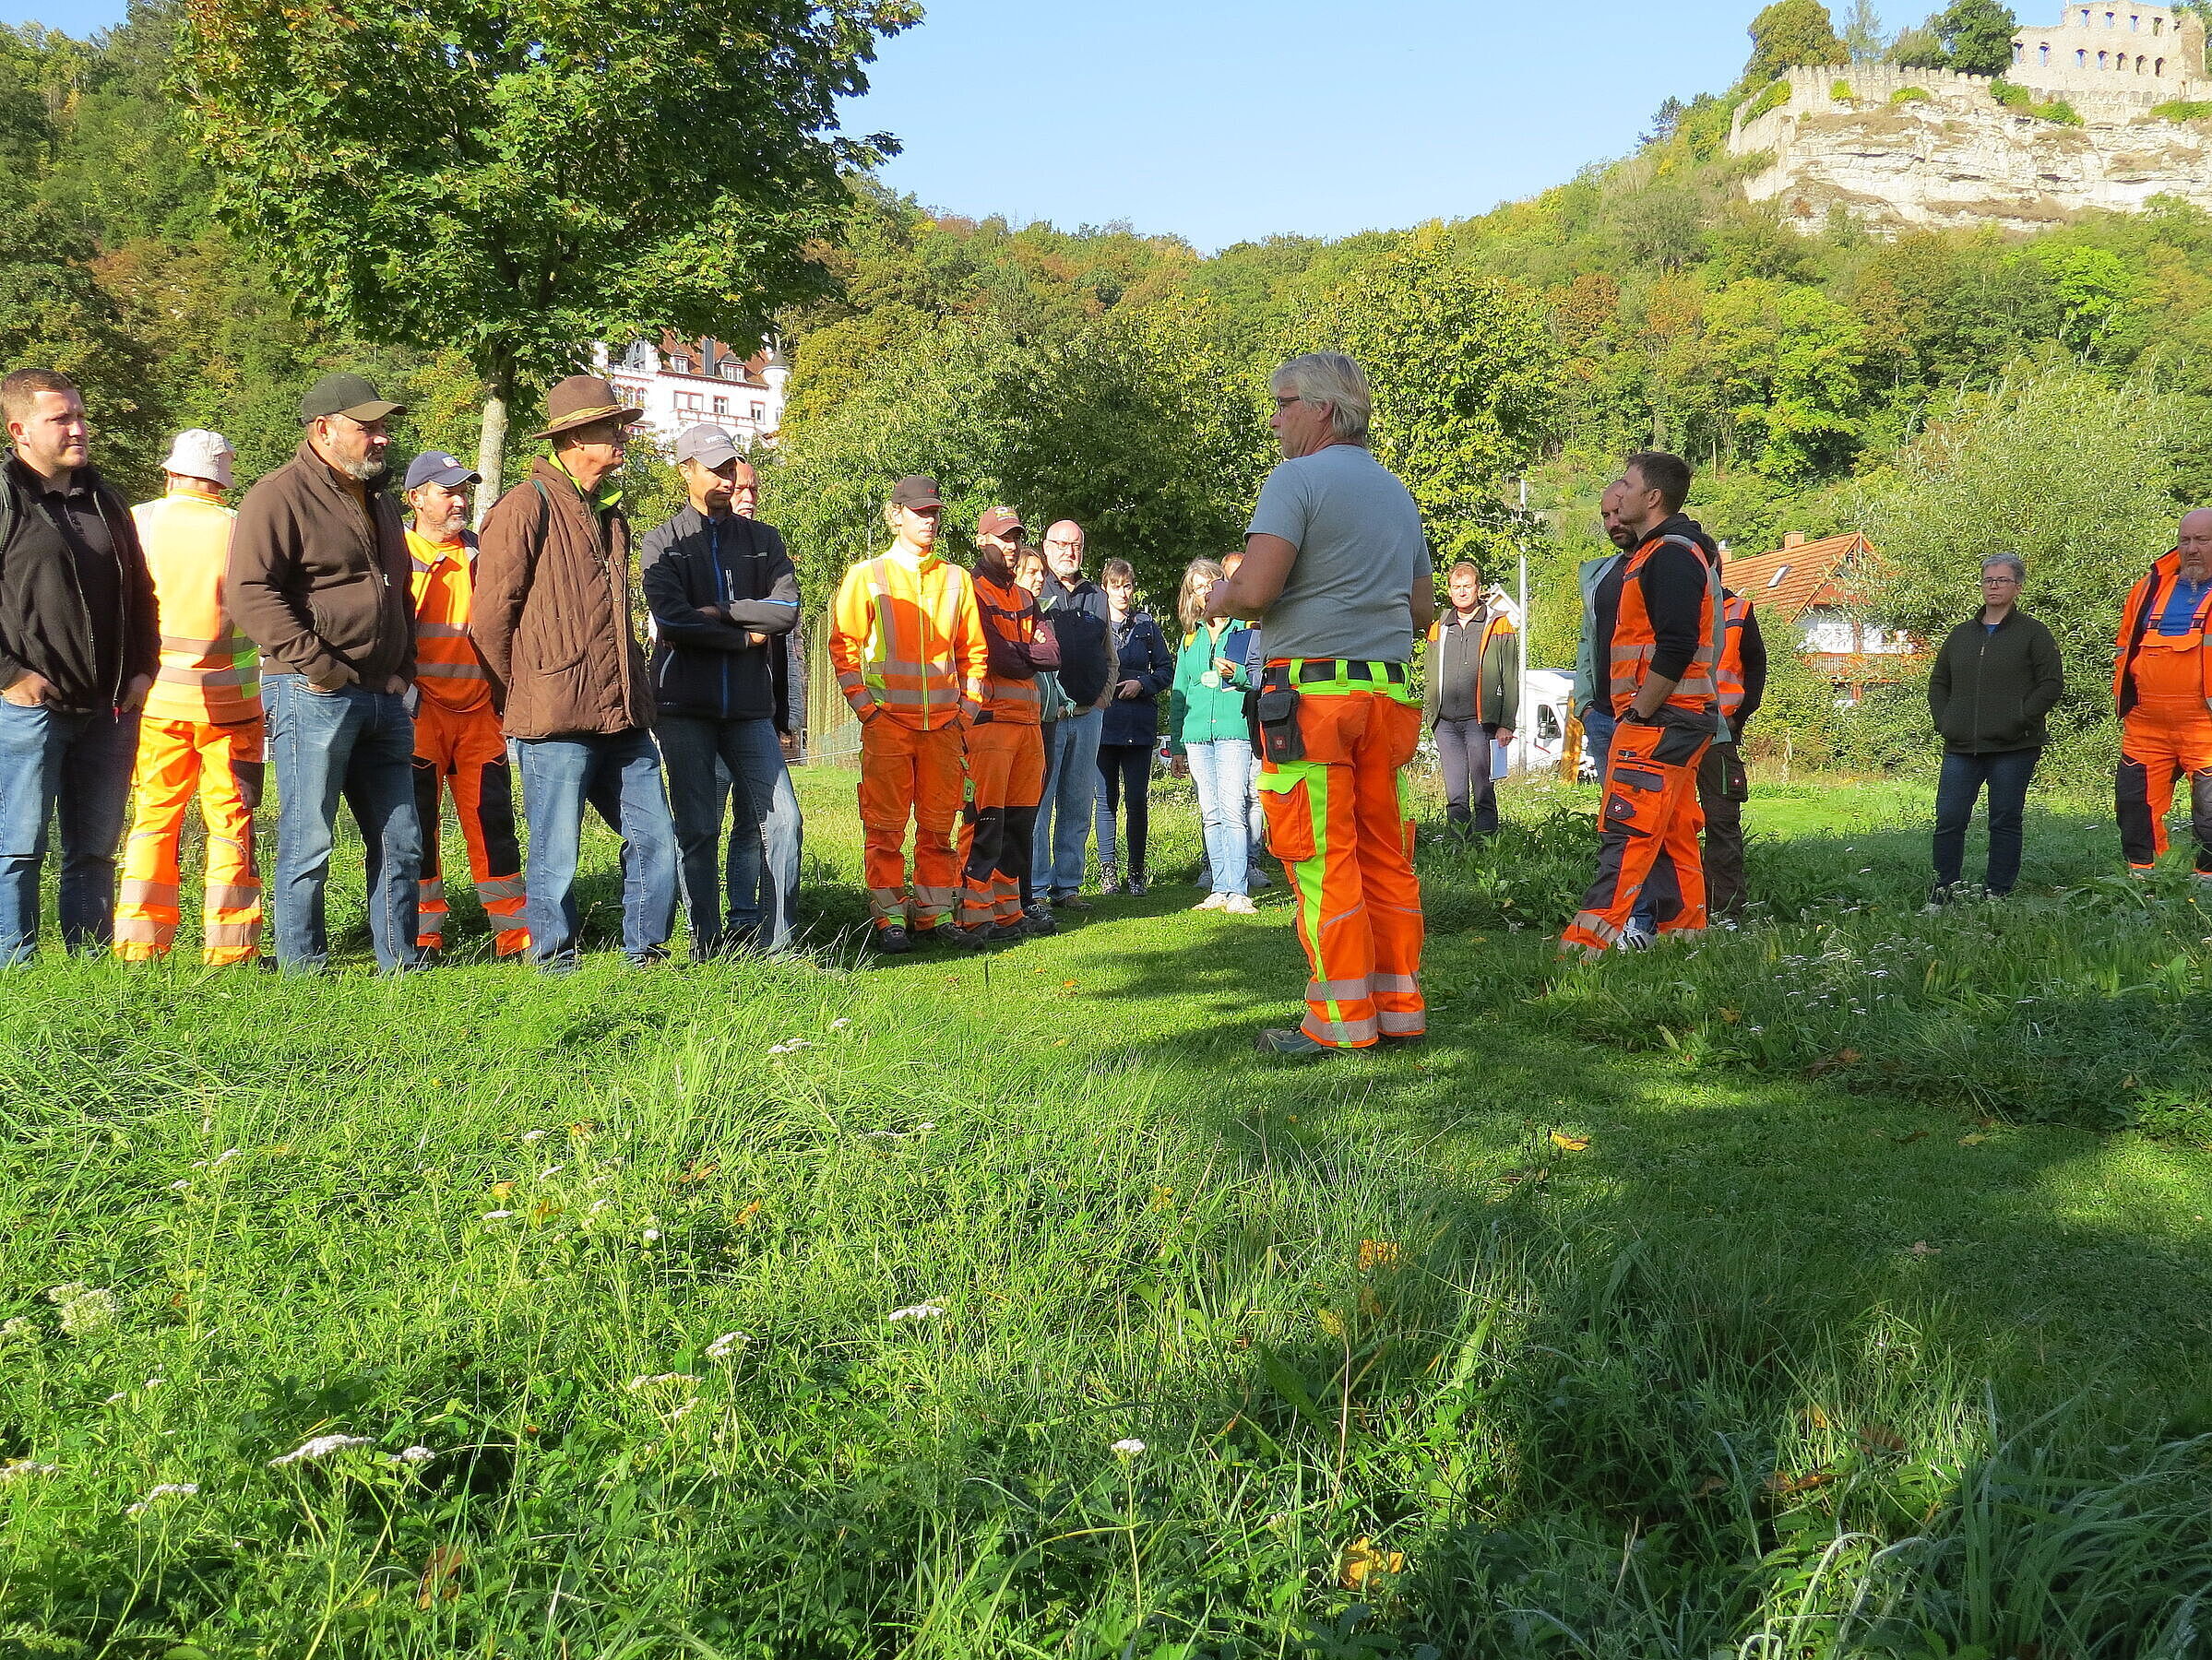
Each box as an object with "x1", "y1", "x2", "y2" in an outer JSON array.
[{"x1": 1271, "y1": 658, "x2": 1409, "y2": 687}]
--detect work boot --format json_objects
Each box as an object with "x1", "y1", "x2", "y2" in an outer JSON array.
[
  {"x1": 1023, "y1": 903, "x2": 1058, "y2": 936},
  {"x1": 949, "y1": 924, "x2": 996, "y2": 952},
  {"x1": 1255, "y1": 1027, "x2": 1333, "y2": 1060},
  {"x1": 987, "y1": 920, "x2": 1029, "y2": 946},
  {"x1": 1052, "y1": 892, "x2": 1091, "y2": 911},
  {"x1": 871, "y1": 925, "x2": 912, "y2": 955}
]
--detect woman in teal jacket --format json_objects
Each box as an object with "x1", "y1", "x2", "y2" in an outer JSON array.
[{"x1": 1167, "y1": 557, "x2": 1258, "y2": 912}]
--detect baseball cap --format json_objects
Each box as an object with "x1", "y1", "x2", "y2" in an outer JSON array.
[
  {"x1": 889, "y1": 475, "x2": 943, "y2": 509},
  {"x1": 402, "y1": 449, "x2": 480, "y2": 492},
  {"x1": 976, "y1": 505, "x2": 1024, "y2": 538},
  {"x1": 162, "y1": 429, "x2": 234, "y2": 490},
  {"x1": 300, "y1": 372, "x2": 406, "y2": 424},
  {"x1": 674, "y1": 423, "x2": 742, "y2": 468}
]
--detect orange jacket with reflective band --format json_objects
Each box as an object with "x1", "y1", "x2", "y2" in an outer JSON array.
[
  {"x1": 972, "y1": 570, "x2": 1057, "y2": 725},
  {"x1": 1717, "y1": 593, "x2": 1754, "y2": 722},
  {"x1": 408, "y1": 529, "x2": 494, "y2": 714},
  {"x1": 133, "y1": 485, "x2": 258, "y2": 725},
  {"x1": 828, "y1": 548, "x2": 988, "y2": 731},
  {"x1": 2113, "y1": 548, "x2": 2212, "y2": 716},
  {"x1": 1608, "y1": 531, "x2": 1719, "y2": 719}
]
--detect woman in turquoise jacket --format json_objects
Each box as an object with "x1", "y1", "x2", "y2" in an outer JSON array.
[{"x1": 1167, "y1": 556, "x2": 1258, "y2": 912}]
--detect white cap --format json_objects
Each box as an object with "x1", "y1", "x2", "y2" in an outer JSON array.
[{"x1": 162, "y1": 429, "x2": 235, "y2": 490}]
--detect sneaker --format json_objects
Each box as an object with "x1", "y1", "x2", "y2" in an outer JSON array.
[
  {"x1": 1614, "y1": 925, "x2": 1655, "y2": 952},
  {"x1": 1223, "y1": 894, "x2": 1258, "y2": 915},
  {"x1": 871, "y1": 925, "x2": 912, "y2": 955},
  {"x1": 1247, "y1": 868, "x2": 1273, "y2": 893},
  {"x1": 1051, "y1": 893, "x2": 1091, "y2": 912},
  {"x1": 1194, "y1": 893, "x2": 1229, "y2": 912},
  {"x1": 1126, "y1": 875, "x2": 1148, "y2": 897},
  {"x1": 1023, "y1": 904, "x2": 1058, "y2": 936},
  {"x1": 1255, "y1": 1026, "x2": 1334, "y2": 1060}
]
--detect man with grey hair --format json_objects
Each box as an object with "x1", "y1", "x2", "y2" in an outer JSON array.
[
  {"x1": 1209, "y1": 351, "x2": 1435, "y2": 1057},
  {"x1": 1926, "y1": 551, "x2": 2063, "y2": 901},
  {"x1": 1030, "y1": 516, "x2": 1112, "y2": 916}
]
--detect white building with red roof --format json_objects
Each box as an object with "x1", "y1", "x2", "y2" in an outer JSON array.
[{"x1": 595, "y1": 335, "x2": 790, "y2": 452}]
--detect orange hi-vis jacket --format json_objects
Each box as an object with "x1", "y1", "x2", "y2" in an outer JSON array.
[
  {"x1": 2114, "y1": 548, "x2": 2212, "y2": 717},
  {"x1": 133, "y1": 484, "x2": 258, "y2": 726},
  {"x1": 1609, "y1": 530, "x2": 1721, "y2": 721},
  {"x1": 1717, "y1": 593, "x2": 1754, "y2": 724},
  {"x1": 972, "y1": 569, "x2": 1059, "y2": 725},
  {"x1": 829, "y1": 547, "x2": 988, "y2": 731},
  {"x1": 408, "y1": 528, "x2": 494, "y2": 715}
]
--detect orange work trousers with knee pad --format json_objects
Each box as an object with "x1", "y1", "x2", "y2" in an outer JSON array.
[
  {"x1": 412, "y1": 699, "x2": 528, "y2": 954},
  {"x1": 2117, "y1": 634, "x2": 2212, "y2": 872},
  {"x1": 1561, "y1": 715, "x2": 1711, "y2": 956},
  {"x1": 115, "y1": 716, "x2": 265, "y2": 965},
  {"x1": 859, "y1": 716, "x2": 967, "y2": 933},
  {"x1": 958, "y1": 718, "x2": 1044, "y2": 931},
  {"x1": 1256, "y1": 681, "x2": 1426, "y2": 1049}
]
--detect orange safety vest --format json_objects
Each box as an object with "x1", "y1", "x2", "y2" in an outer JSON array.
[
  {"x1": 973, "y1": 570, "x2": 1048, "y2": 725},
  {"x1": 1608, "y1": 530, "x2": 1720, "y2": 719},
  {"x1": 1716, "y1": 592, "x2": 1754, "y2": 723},
  {"x1": 2113, "y1": 548, "x2": 2212, "y2": 717},
  {"x1": 133, "y1": 485, "x2": 259, "y2": 726},
  {"x1": 828, "y1": 548, "x2": 988, "y2": 730},
  {"x1": 407, "y1": 529, "x2": 493, "y2": 714}
]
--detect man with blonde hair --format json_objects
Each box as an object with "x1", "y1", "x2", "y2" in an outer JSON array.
[
  {"x1": 116, "y1": 429, "x2": 265, "y2": 965},
  {"x1": 1210, "y1": 352, "x2": 1434, "y2": 1056}
]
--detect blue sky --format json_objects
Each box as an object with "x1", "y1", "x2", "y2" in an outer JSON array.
[{"x1": 6, "y1": 0, "x2": 1784, "y2": 250}]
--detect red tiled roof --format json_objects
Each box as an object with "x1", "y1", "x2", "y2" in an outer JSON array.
[{"x1": 1721, "y1": 532, "x2": 1873, "y2": 622}]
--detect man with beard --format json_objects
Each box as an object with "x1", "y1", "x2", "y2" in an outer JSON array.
[
  {"x1": 227, "y1": 373, "x2": 422, "y2": 974},
  {"x1": 402, "y1": 448, "x2": 527, "y2": 959}
]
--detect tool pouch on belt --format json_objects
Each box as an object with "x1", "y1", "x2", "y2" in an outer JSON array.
[{"x1": 1255, "y1": 674, "x2": 1304, "y2": 764}]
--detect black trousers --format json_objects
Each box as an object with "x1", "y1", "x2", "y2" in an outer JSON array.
[{"x1": 1695, "y1": 740, "x2": 1746, "y2": 919}]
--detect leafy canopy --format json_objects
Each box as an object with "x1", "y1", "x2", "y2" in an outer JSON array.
[
  {"x1": 1744, "y1": 0, "x2": 1849, "y2": 86},
  {"x1": 174, "y1": 0, "x2": 916, "y2": 394}
]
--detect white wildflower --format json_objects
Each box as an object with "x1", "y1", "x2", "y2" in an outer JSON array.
[
  {"x1": 104, "y1": 1392, "x2": 127, "y2": 1405},
  {"x1": 830, "y1": 1018, "x2": 851, "y2": 1030},
  {"x1": 481, "y1": 1210, "x2": 514, "y2": 1221},
  {"x1": 269, "y1": 1434, "x2": 372, "y2": 1467},
  {"x1": 1111, "y1": 1438, "x2": 1147, "y2": 1456},
  {"x1": 0, "y1": 1459, "x2": 57, "y2": 1481},
  {"x1": 144, "y1": 1378, "x2": 163, "y2": 1390},
  {"x1": 589, "y1": 1199, "x2": 612, "y2": 1215},
  {"x1": 57, "y1": 1288, "x2": 118, "y2": 1337},
  {"x1": 642, "y1": 1228, "x2": 662, "y2": 1242},
  {"x1": 44, "y1": 1282, "x2": 89, "y2": 1303},
  {"x1": 169, "y1": 1180, "x2": 191, "y2": 1192},
  {"x1": 387, "y1": 1445, "x2": 435, "y2": 1465},
  {"x1": 626, "y1": 1372, "x2": 697, "y2": 1391},
  {"x1": 705, "y1": 1332, "x2": 750, "y2": 1361},
  {"x1": 187, "y1": 1147, "x2": 241, "y2": 1172},
  {"x1": 538, "y1": 1165, "x2": 565, "y2": 1180},
  {"x1": 886, "y1": 1303, "x2": 945, "y2": 1322},
  {"x1": 125, "y1": 1482, "x2": 198, "y2": 1515},
  {"x1": 0, "y1": 1317, "x2": 33, "y2": 1341},
  {"x1": 914, "y1": 1120, "x2": 936, "y2": 1133}
]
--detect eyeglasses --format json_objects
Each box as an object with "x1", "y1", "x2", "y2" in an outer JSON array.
[{"x1": 1272, "y1": 395, "x2": 1305, "y2": 411}]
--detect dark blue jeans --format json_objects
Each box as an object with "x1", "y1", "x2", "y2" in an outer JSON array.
[
  {"x1": 0, "y1": 700, "x2": 139, "y2": 966},
  {"x1": 516, "y1": 729, "x2": 677, "y2": 971},
  {"x1": 1033, "y1": 706, "x2": 1103, "y2": 898},
  {"x1": 1933, "y1": 746, "x2": 2039, "y2": 895},
  {"x1": 659, "y1": 714, "x2": 803, "y2": 953},
  {"x1": 266, "y1": 675, "x2": 421, "y2": 974}
]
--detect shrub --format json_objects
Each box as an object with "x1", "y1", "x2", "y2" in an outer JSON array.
[
  {"x1": 1746, "y1": 78, "x2": 1794, "y2": 120},
  {"x1": 1830, "y1": 77, "x2": 1856, "y2": 101},
  {"x1": 1991, "y1": 77, "x2": 2032, "y2": 108},
  {"x1": 2040, "y1": 97, "x2": 2086, "y2": 125},
  {"x1": 1890, "y1": 85, "x2": 1934, "y2": 103},
  {"x1": 2150, "y1": 98, "x2": 2212, "y2": 121}
]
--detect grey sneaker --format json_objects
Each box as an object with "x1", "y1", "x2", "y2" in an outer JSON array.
[{"x1": 1256, "y1": 1027, "x2": 1334, "y2": 1060}]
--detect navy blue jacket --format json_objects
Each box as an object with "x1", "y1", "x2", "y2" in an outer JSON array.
[
  {"x1": 1101, "y1": 610, "x2": 1173, "y2": 745},
  {"x1": 640, "y1": 506, "x2": 798, "y2": 727}
]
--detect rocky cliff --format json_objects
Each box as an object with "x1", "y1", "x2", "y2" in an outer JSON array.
[{"x1": 1728, "y1": 65, "x2": 2212, "y2": 233}]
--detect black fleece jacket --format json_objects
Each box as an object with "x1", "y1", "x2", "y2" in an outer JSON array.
[
  {"x1": 0, "y1": 456, "x2": 157, "y2": 714},
  {"x1": 639, "y1": 506, "x2": 799, "y2": 727}
]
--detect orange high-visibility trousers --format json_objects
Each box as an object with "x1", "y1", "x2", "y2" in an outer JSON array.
[
  {"x1": 1256, "y1": 683, "x2": 1425, "y2": 1048},
  {"x1": 412, "y1": 699, "x2": 528, "y2": 954},
  {"x1": 1561, "y1": 716, "x2": 1711, "y2": 956},
  {"x1": 115, "y1": 716, "x2": 265, "y2": 965},
  {"x1": 2117, "y1": 636, "x2": 2212, "y2": 872},
  {"x1": 859, "y1": 716, "x2": 967, "y2": 932},
  {"x1": 958, "y1": 719, "x2": 1045, "y2": 931}
]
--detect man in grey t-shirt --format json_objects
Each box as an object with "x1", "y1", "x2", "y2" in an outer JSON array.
[{"x1": 1208, "y1": 351, "x2": 1436, "y2": 1060}]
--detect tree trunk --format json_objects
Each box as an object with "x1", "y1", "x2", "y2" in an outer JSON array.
[{"x1": 473, "y1": 384, "x2": 509, "y2": 529}]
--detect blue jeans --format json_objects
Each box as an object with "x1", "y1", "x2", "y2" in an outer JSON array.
[
  {"x1": 517, "y1": 729, "x2": 677, "y2": 970},
  {"x1": 660, "y1": 714, "x2": 802, "y2": 953},
  {"x1": 0, "y1": 701, "x2": 138, "y2": 965},
  {"x1": 1186, "y1": 738, "x2": 1252, "y2": 896},
  {"x1": 1033, "y1": 705, "x2": 1103, "y2": 898},
  {"x1": 266, "y1": 675, "x2": 421, "y2": 974},
  {"x1": 1933, "y1": 746, "x2": 2038, "y2": 895}
]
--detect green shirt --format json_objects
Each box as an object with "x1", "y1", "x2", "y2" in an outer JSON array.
[{"x1": 1167, "y1": 620, "x2": 1252, "y2": 752}]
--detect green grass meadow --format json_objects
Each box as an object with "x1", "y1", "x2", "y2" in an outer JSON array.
[{"x1": 3, "y1": 763, "x2": 2210, "y2": 1657}]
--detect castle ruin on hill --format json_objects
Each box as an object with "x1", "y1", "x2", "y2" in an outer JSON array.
[{"x1": 1726, "y1": 3, "x2": 2212, "y2": 232}]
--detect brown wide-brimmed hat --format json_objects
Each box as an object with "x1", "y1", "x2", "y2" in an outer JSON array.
[{"x1": 530, "y1": 374, "x2": 645, "y2": 441}]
